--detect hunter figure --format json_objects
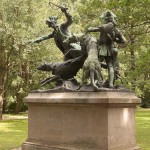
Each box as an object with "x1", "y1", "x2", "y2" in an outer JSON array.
[
  {"x1": 29, "y1": 5, "x2": 80, "y2": 61},
  {"x1": 87, "y1": 10, "x2": 126, "y2": 88}
]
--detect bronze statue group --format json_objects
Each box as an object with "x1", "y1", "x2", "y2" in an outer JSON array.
[{"x1": 29, "y1": 4, "x2": 126, "y2": 91}]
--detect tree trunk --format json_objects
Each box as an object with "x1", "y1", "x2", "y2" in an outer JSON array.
[
  {"x1": 15, "y1": 93, "x2": 20, "y2": 114},
  {"x1": 0, "y1": 40, "x2": 5, "y2": 120},
  {"x1": 0, "y1": 96, "x2": 2, "y2": 120},
  {"x1": 130, "y1": 44, "x2": 136, "y2": 91},
  {"x1": 22, "y1": 62, "x2": 29, "y2": 84},
  {"x1": 130, "y1": 49, "x2": 136, "y2": 71},
  {"x1": 15, "y1": 102, "x2": 20, "y2": 114}
]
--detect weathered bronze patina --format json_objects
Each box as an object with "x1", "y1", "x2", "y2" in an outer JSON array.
[
  {"x1": 29, "y1": 7, "x2": 127, "y2": 91},
  {"x1": 87, "y1": 10, "x2": 126, "y2": 88}
]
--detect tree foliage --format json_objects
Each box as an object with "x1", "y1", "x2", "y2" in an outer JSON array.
[{"x1": 0, "y1": 0, "x2": 149, "y2": 113}]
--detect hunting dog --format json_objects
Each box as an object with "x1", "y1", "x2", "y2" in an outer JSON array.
[{"x1": 80, "y1": 34, "x2": 103, "y2": 91}]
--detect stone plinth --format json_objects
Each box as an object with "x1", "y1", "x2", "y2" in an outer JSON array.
[{"x1": 22, "y1": 91, "x2": 141, "y2": 150}]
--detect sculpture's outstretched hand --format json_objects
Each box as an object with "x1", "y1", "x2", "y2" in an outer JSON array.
[
  {"x1": 60, "y1": 4, "x2": 68, "y2": 12},
  {"x1": 86, "y1": 27, "x2": 93, "y2": 34},
  {"x1": 27, "y1": 39, "x2": 40, "y2": 44},
  {"x1": 85, "y1": 27, "x2": 93, "y2": 34},
  {"x1": 27, "y1": 40, "x2": 35, "y2": 44}
]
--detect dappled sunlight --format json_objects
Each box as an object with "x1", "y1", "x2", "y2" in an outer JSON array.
[
  {"x1": 123, "y1": 108, "x2": 129, "y2": 125},
  {"x1": 0, "y1": 120, "x2": 27, "y2": 133},
  {"x1": 0, "y1": 119, "x2": 28, "y2": 150},
  {"x1": 136, "y1": 111, "x2": 150, "y2": 129},
  {"x1": 136, "y1": 117, "x2": 150, "y2": 121},
  {"x1": 0, "y1": 122, "x2": 13, "y2": 132},
  {"x1": 136, "y1": 110, "x2": 150, "y2": 150}
]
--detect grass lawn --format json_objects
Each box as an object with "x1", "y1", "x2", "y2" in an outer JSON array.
[
  {"x1": 136, "y1": 109, "x2": 150, "y2": 150},
  {"x1": 0, "y1": 117, "x2": 27, "y2": 150},
  {"x1": 0, "y1": 110, "x2": 150, "y2": 150}
]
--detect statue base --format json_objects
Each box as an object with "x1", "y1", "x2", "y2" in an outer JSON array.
[{"x1": 22, "y1": 91, "x2": 141, "y2": 150}]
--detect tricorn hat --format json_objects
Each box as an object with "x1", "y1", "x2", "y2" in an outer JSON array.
[{"x1": 100, "y1": 10, "x2": 117, "y2": 24}]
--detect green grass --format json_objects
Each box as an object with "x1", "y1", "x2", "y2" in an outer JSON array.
[
  {"x1": 136, "y1": 110, "x2": 150, "y2": 150},
  {"x1": 0, "y1": 110, "x2": 150, "y2": 150},
  {"x1": 0, "y1": 119, "x2": 27, "y2": 150}
]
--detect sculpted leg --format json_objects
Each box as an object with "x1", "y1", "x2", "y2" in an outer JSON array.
[
  {"x1": 108, "y1": 65, "x2": 114, "y2": 88},
  {"x1": 106, "y1": 57, "x2": 114, "y2": 88}
]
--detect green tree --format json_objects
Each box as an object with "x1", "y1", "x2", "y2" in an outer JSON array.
[
  {"x1": 74, "y1": 0, "x2": 150, "y2": 107},
  {"x1": 0, "y1": 0, "x2": 71, "y2": 114},
  {"x1": 0, "y1": 0, "x2": 149, "y2": 115}
]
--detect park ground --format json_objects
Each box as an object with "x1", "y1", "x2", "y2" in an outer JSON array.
[{"x1": 0, "y1": 109, "x2": 150, "y2": 150}]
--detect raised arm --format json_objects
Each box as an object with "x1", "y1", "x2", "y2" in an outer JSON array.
[
  {"x1": 60, "y1": 6, "x2": 73, "y2": 29},
  {"x1": 87, "y1": 26, "x2": 104, "y2": 33},
  {"x1": 30, "y1": 33, "x2": 54, "y2": 44},
  {"x1": 115, "y1": 29, "x2": 127, "y2": 44}
]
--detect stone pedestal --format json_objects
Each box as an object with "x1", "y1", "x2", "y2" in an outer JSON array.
[{"x1": 22, "y1": 91, "x2": 141, "y2": 150}]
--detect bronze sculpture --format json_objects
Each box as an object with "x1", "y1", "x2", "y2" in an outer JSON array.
[
  {"x1": 29, "y1": 4, "x2": 80, "y2": 61},
  {"x1": 80, "y1": 34, "x2": 103, "y2": 91},
  {"x1": 87, "y1": 10, "x2": 126, "y2": 88},
  {"x1": 29, "y1": 6, "x2": 127, "y2": 91}
]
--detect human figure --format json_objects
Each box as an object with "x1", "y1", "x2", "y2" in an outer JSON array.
[
  {"x1": 87, "y1": 10, "x2": 126, "y2": 88},
  {"x1": 29, "y1": 5, "x2": 80, "y2": 60}
]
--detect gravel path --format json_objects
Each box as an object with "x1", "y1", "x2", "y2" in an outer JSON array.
[
  {"x1": 11, "y1": 148, "x2": 21, "y2": 150},
  {"x1": 2, "y1": 115, "x2": 28, "y2": 120}
]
